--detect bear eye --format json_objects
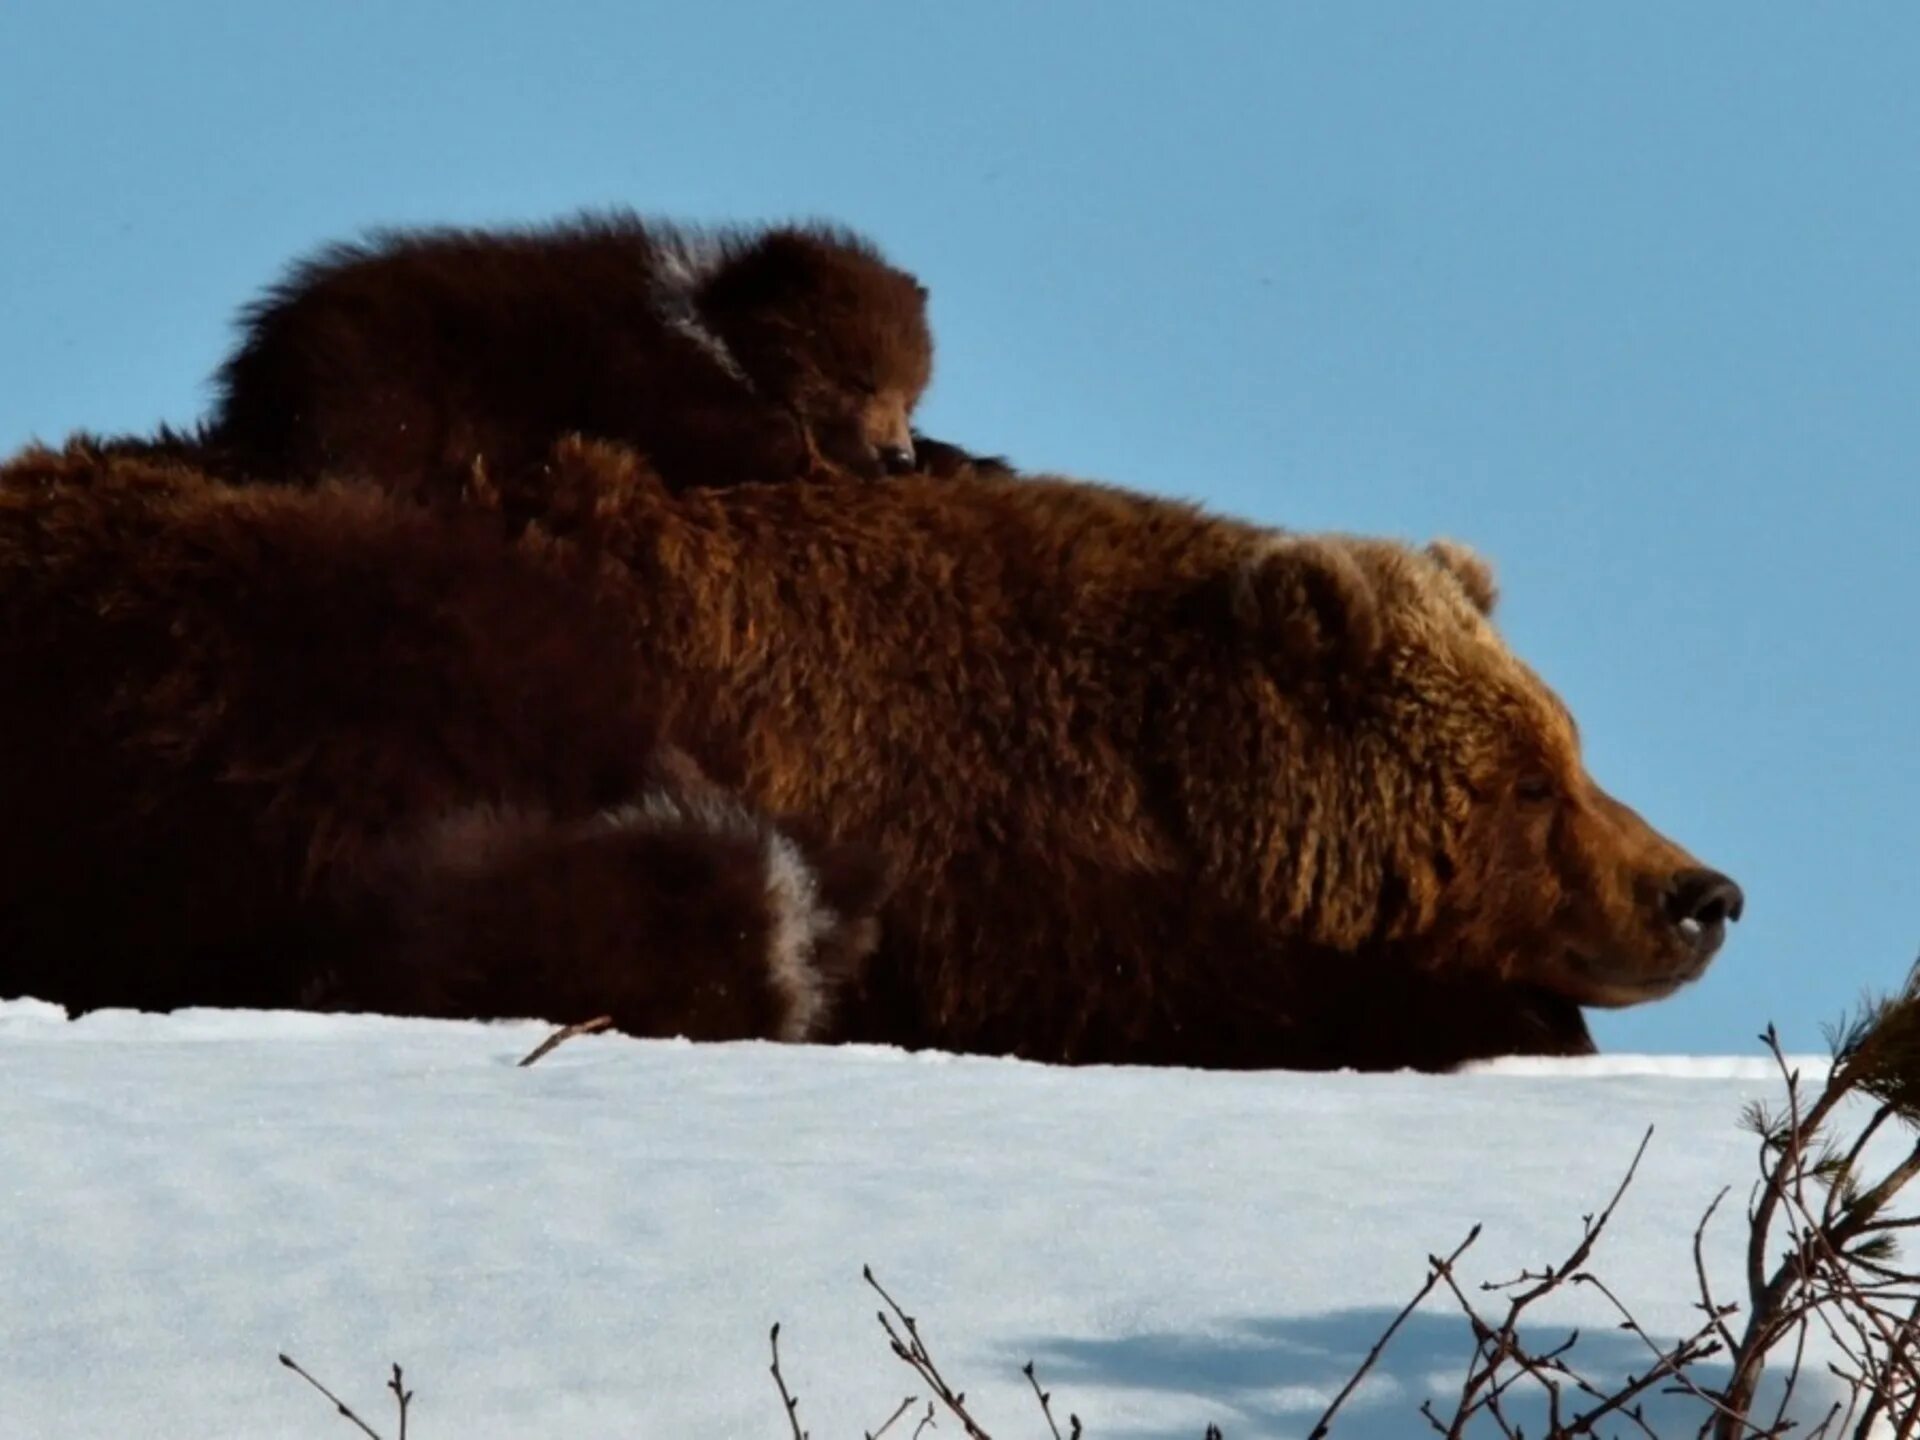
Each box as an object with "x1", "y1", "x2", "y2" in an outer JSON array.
[{"x1": 1514, "y1": 774, "x2": 1556, "y2": 805}]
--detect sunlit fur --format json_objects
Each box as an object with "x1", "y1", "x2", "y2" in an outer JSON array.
[
  {"x1": 205, "y1": 213, "x2": 934, "y2": 501},
  {"x1": 0, "y1": 443, "x2": 886, "y2": 1037},
  {"x1": 1207, "y1": 536, "x2": 1726, "y2": 1010},
  {"x1": 503, "y1": 438, "x2": 1740, "y2": 1071}
]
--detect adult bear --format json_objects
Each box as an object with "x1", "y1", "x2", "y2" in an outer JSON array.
[
  {"x1": 507, "y1": 439, "x2": 1743, "y2": 1071},
  {"x1": 0, "y1": 443, "x2": 888, "y2": 1039}
]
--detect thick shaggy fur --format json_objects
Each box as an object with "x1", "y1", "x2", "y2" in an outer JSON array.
[
  {"x1": 319, "y1": 788, "x2": 888, "y2": 1041},
  {"x1": 0, "y1": 444, "x2": 885, "y2": 1038},
  {"x1": 208, "y1": 214, "x2": 935, "y2": 500},
  {"x1": 503, "y1": 439, "x2": 1743, "y2": 1071}
]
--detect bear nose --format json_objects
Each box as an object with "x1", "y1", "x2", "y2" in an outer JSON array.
[
  {"x1": 876, "y1": 441, "x2": 916, "y2": 475},
  {"x1": 1665, "y1": 868, "x2": 1744, "y2": 950}
]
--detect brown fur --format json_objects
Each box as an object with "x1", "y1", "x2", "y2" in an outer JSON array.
[
  {"x1": 505, "y1": 438, "x2": 1742, "y2": 1071},
  {"x1": 312, "y1": 791, "x2": 889, "y2": 1039},
  {"x1": 907, "y1": 432, "x2": 1018, "y2": 480},
  {"x1": 207, "y1": 214, "x2": 934, "y2": 501},
  {"x1": 0, "y1": 443, "x2": 885, "y2": 1037}
]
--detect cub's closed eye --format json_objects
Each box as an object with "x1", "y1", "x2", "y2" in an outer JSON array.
[{"x1": 1515, "y1": 775, "x2": 1555, "y2": 804}]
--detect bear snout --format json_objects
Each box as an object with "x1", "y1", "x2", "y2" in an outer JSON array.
[
  {"x1": 864, "y1": 399, "x2": 918, "y2": 476},
  {"x1": 1664, "y1": 867, "x2": 1745, "y2": 960}
]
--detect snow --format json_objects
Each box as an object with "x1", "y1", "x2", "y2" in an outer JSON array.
[{"x1": 0, "y1": 998, "x2": 1883, "y2": 1438}]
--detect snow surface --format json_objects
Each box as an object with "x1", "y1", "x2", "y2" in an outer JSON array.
[{"x1": 0, "y1": 998, "x2": 1890, "y2": 1438}]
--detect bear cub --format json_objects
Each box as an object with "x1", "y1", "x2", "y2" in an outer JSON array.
[
  {"x1": 0, "y1": 442, "x2": 888, "y2": 1040},
  {"x1": 316, "y1": 774, "x2": 891, "y2": 1041},
  {"x1": 207, "y1": 213, "x2": 935, "y2": 501}
]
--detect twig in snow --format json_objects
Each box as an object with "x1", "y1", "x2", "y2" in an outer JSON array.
[
  {"x1": 869, "y1": 1393, "x2": 921, "y2": 1440},
  {"x1": 1024, "y1": 1358, "x2": 1082, "y2": 1440},
  {"x1": 1308, "y1": 1223, "x2": 1482, "y2": 1439},
  {"x1": 387, "y1": 1364, "x2": 411, "y2": 1440},
  {"x1": 770, "y1": 1322, "x2": 808, "y2": 1440},
  {"x1": 278, "y1": 1353, "x2": 386, "y2": 1440},
  {"x1": 867, "y1": 1265, "x2": 994, "y2": 1440},
  {"x1": 516, "y1": 1014, "x2": 613, "y2": 1067}
]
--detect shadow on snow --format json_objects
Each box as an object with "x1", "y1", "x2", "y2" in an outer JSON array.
[{"x1": 1007, "y1": 1306, "x2": 1829, "y2": 1440}]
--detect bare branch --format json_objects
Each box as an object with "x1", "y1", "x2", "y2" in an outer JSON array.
[
  {"x1": 769, "y1": 1323, "x2": 808, "y2": 1440},
  {"x1": 387, "y1": 1364, "x2": 411, "y2": 1440},
  {"x1": 278, "y1": 1353, "x2": 386, "y2": 1440},
  {"x1": 1693, "y1": 1186, "x2": 1742, "y2": 1353},
  {"x1": 1308, "y1": 1225, "x2": 1481, "y2": 1439},
  {"x1": 516, "y1": 1014, "x2": 614, "y2": 1067},
  {"x1": 868, "y1": 1394, "x2": 920, "y2": 1440},
  {"x1": 1023, "y1": 1360, "x2": 1066, "y2": 1440},
  {"x1": 867, "y1": 1267, "x2": 994, "y2": 1440}
]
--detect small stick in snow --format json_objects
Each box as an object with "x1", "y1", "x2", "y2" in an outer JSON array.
[
  {"x1": 516, "y1": 1014, "x2": 614, "y2": 1067},
  {"x1": 278, "y1": 1353, "x2": 386, "y2": 1440},
  {"x1": 770, "y1": 1322, "x2": 809, "y2": 1440},
  {"x1": 1023, "y1": 1359, "x2": 1081, "y2": 1440},
  {"x1": 868, "y1": 1393, "x2": 921, "y2": 1440},
  {"x1": 867, "y1": 1265, "x2": 994, "y2": 1440},
  {"x1": 388, "y1": 1363, "x2": 412, "y2": 1440},
  {"x1": 1306, "y1": 1223, "x2": 1482, "y2": 1439}
]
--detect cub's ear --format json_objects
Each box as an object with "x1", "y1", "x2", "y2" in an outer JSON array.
[
  {"x1": 1227, "y1": 535, "x2": 1383, "y2": 675},
  {"x1": 699, "y1": 229, "x2": 830, "y2": 317},
  {"x1": 811, "y1": 840, "x2": 897, "y2": 923},
  {"x1": 1424, "y1": 539, "x2": 1498, "y2": 616}
]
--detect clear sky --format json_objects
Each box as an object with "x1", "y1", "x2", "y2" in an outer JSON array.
[{"x1": 2, "y1": 2, "x2": 1913, "y2": 1055}]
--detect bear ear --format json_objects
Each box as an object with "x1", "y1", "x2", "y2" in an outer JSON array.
[
  {"x1": 1425, "y1": 539, "x2": 1498, "y2": 616},
  {"x1": 1229, "y1": 535, "x2": 1383, "y2": 675},
  {"x1": 914, "y1": 281, "x2": 930, "y2": 301},
  {"x1": 811, "y1": 840, "x2": 897, "y2": 922},
  {"x1": 699, "y1": 230, "x2": 830, "y2": 318}
]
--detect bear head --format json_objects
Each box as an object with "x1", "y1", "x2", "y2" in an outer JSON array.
[
  {"x1": 1180, "y1": 530, "x2": 1742, "y2": 1010},
  {"x1": 695, "y1": 225, "x2": 933, "y2": 480}
]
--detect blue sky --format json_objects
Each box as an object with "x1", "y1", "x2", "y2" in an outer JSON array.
[{"x1": 2, "y1": 2, "x2": 1913, "y2": 1055}]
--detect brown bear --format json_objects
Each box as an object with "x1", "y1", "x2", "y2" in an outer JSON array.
[
  {"x1": 502, "y1": 438, "x2": 1744, "y2": 1071},
  {"x1": 314, "y1": 780, "x2": 888, "y2": 1041},
  {"x1": 904, "y1": 432, "x2": 1018, "y2": 481},
  {"x1": 0, "y1": 442, "x2": 888, "y2": 1039},
  {"x1": 205, "y1": 214, "x2": 935, "y2": 502}
]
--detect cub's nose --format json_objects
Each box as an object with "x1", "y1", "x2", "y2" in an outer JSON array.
[
  {"x1": 1665, "y1": 868, "x2": 1745, "y2": 954},
  {"x1": 876, "y1": 441, "x2": 916, "y2": 474}
]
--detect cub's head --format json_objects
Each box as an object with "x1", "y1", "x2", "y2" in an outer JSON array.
[
  {"x1": 1180, "y1": 531, "x2": 1741, "y2": 1010},
  {"x1": 371, "y1": 761, "x2": 893, "y2": 1043},
  {"x1": 698, "y1": 225, "x2": 932, "y2": 479}
]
